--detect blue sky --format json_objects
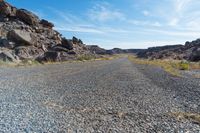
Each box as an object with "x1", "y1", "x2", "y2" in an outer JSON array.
[{"x1": 7, "y1": 0, "x2": 200, "y2": 49}]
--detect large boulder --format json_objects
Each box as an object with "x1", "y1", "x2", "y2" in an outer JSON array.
[
  {"x1": 7, "y1": 29, "x2": 36, "y2": 46},
  {"x1": 0, "y1": 50, "x2": 19, "y2": 62},
  {"x1": 43, "y1": 51, "x2": 61, "y2": 62},
  {"x1": 189, "y1": 48, "x2": 200, "y2": 61},
  {"x1": 40, "y1": 19, "x2": 54, "y2": 29},
  {"x1": 61, "y1": 38, "x2": 73, "y2": 50},
  {"x1": 52, "y1": 45, "x2": 69, "y2": 52},
  {"x1": 16, "y1": 9, "x2": 39, "y2": 26}
]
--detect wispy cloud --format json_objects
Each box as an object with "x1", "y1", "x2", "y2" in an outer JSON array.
[
  {"x1": 129, "y1": 20, "x2": 162, "y2": 27},
  {"x1": 146, "y1": 29, "x2": 200, "y2": 38},
  {"x1": 142, "y1": 10, "x2": 150, "y2": 16},
  {"x1": 87, "y1": 2, "x2": 125, "y2": 22},
  {"x1": 33, "y1": 0, "x2": 200, "y2": 48}
]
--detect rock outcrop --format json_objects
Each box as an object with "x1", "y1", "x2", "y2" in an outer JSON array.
[
  {"x1": 137, "y1": 39, "x2": 200, "y2": 61},
  {"x1": 0, "y1": 0, "x2": 93, "y2": 62},
  {"x1": 87, "y1": 45, "x2": 107, "y2": 55}
]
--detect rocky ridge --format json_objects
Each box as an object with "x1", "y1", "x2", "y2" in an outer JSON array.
[
  {"x1": 137, "y1": 39, "x2": 200, "y2": 62},
  {"x1": 0, "y1": 0, "x2": 92, "y2": 62},
  {"x1": 87, "y1": 45, "x2": 143, "y2": 55}
]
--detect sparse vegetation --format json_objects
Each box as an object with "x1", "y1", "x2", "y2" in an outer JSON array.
[
  {"x1": 77, "y1": 54, "x2": 96, "y2": 61},
  {"x1": 170, "y1": 112, "x2": 200, "y2": 125},
  {"x1": 0, "y1": 59, "x2": 42, "y2": 67},
  {"x1": 128, "y1": 55, "x2": 200, "y2": 76},
  {"x1": 178, "y1": 61, "x2": 189, "y2": 70},
  {"x1": 19, "y1": 59, "x2": 41, "y2": 66}
]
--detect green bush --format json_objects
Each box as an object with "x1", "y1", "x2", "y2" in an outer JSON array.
[{"x1": 178, "y1": 61, "x2": 189, "y2": 70}]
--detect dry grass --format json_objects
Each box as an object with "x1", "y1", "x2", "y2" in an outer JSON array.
[
  {"x1": 170, "y1": 112, "x2": 200, "y2": 125},
  {"x1": 128, "y1": 56, "x2": 181, "y2": 76},
  {"x1": 0, "y1": 59, "x2": 42, "y2": 67},
  {"x1": 128, "y1": 55, "x2": 200, "y2": 76},
  {"x1": 189, "y1": 62, "x2": 200, "y2": 70}
]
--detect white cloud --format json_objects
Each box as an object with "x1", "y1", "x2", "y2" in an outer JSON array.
[
  {"x1": 146, "y1": 29, "x2": 200, "y2": 38},
  {"x1": 129, "y1": 20, "x2": 162, "y2": 27},
  {"x1": 173, "y1": 0, "x2": 192, "y2": 12},
  {"x1": 87, "y1": 2, "x2": 125, "y2": 22},
  {"x1": 55, "y1": 26, "x2": 104, "y2": 34},
  {"x1": 168, "y1": 18, "x2": 179, "y2": 26},
  {"x1": 142, "y1": 10, "x2": 150, "y2": 16}
]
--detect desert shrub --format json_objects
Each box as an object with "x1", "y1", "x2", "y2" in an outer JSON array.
[
  {"x1": 77, "y1": 55, "x2": 96, "y2": 61},
  {"x1": 178, "y1": 61, "x2": 189, "y2": 70},
  {"x1": 20, "y1": 59, "x2": 41, "y2": 66}
]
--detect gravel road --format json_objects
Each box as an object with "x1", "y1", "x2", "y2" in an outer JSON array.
[{"x1": 0, "y1": 58, "x2": 200, "y2": 132}]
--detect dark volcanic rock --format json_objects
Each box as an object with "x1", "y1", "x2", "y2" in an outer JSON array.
[
  {"x1": 0, "y1": 37, "x2": 15, "y2": 49},
  {"x1": 61, "y1": 38, "x2": 73, "y2": 50},
  {"x1": 16, "y1": 9, "x2": 39, "y2": 26},
  {"x1": 189, "y1": 48, "x2": 200, "y2": 61},
  {"x1": 43, "y1": 51, "x2": 61, "y2": 62},
  {"x1": 40, "y1": 19, "x2": 54, "y2": 29},
  {"x1": 0, "y1": 50, "x2": 19, "y2": 62}
]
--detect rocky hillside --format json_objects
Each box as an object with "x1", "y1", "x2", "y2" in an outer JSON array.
[
  {"x1": 0, "y1": 0, "x2": 93, "y2": 63},
  {"x1": 87, "y1": 45, "x2": 143, "y2": 55},
  {"x1": 106, "y1": 48, "x2": 143, "y2": 54},
  {"x1": 137, "y1": 39, "x2": 200, "y2": 62}
]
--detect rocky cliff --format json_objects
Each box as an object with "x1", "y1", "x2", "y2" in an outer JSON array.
[
  {"x1": 137, "y1": 39, "x2": 200, "y2": 62},
  {"x1": 0, "y1": 0, "x2": 92, "y2": 62}
]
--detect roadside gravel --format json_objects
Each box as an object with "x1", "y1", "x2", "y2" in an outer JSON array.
[{"x1": 0, "y1": 58, "x2": 199, "y2": 132}]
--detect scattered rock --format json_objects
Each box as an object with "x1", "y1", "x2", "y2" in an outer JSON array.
[
  {"x1": 0, "y1": 50, "x2": 19, "y2": 62},
  {"x1": 0, "y1": 38, "x2": 15, "y2": 49},
  {"x1": 15, "y1": 46, "x2": 43, "y2": 59}
]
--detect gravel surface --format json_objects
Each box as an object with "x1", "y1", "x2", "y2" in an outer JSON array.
[{"x1": 0, "y1": 57, "x2": 200, "y2": 132}]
